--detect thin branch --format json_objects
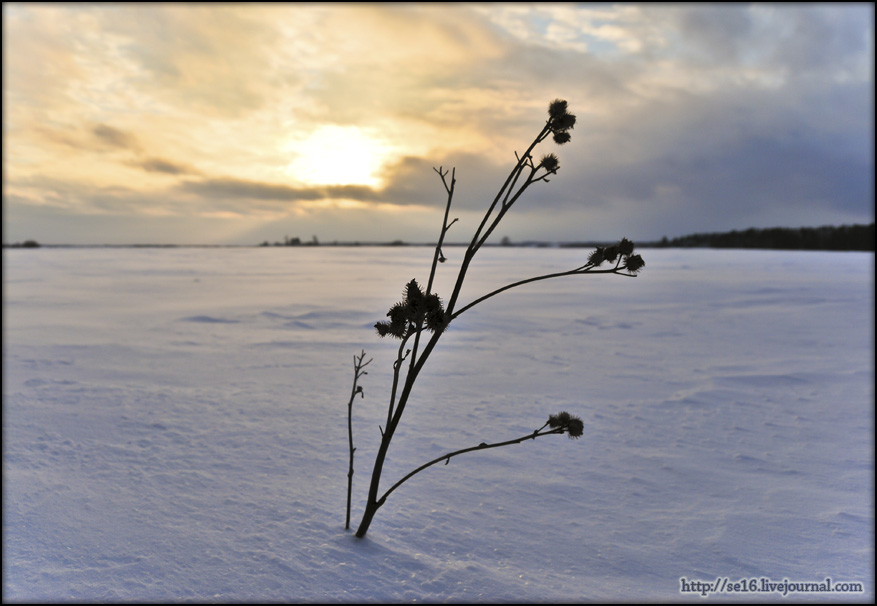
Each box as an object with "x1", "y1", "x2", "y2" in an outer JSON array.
[
  {"x1": 387, "y1": 342, "x2": 410, "y2": 429},
  {"x1": 446, "y1": 124, "x2": 553, "y2": 315},
  {"x1": 426, "y1": 166, "x2": 456, "y2": 297},
  {"x1": 475, "y1": 166, "x2": 539, "y2": 253},
  {"x1": 377, "y1": 425, "x2": 565, "y2": 507},
  {"x1": 474, "y1": 172, "x2": 540, "y2": 252},
  {"x1": 346, "y1": 350, "x2": 372, "y2": 530},
  {"x1": 410, "y1": 167, "x2": 456, "y2": 376},
  {"x1": 451, "y1": 265, "x2": 637, "y2": 320},
  {"x1": 470, "y1": 158, "x2": 526, "y2": 251},
  {"x1": 500, "y1": 154, "x2": 528, "y2": 209}
]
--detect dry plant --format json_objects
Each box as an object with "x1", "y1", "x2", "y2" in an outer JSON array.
[{"x1": 347, "y1": 100, "x2": 645, "y2": 538}]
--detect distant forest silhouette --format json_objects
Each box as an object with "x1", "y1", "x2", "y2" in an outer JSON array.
[
  {"x1": 653, "y1": 223, "x2": 874, "y2": 252},
  {"x1": 256, "y1": 223, "x2": 874, "y2": 251},
  {"x1": 5, "y1": 223, "x2": 873, "y2": 251},
  {"x1": 4, "y1": 240, "x2": 41, "y2": 248}
]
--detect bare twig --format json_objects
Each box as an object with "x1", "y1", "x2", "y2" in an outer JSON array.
[{"x1": 346, "y1": 350, "x2": 372, "y2": 530}]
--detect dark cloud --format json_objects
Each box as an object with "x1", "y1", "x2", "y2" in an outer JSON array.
[
  {"x1": 672, "y1": 5, "x2": 758, "y2": 62},
  {"x1": 649, "y1": 3, "x2": 873, "y2": 76},
  {"x1": 137, "y1": 157, "x2": 198, "y2": 175},
  {"x1": 379, "y1": 153, "x2": 535, "y2": 212},
  {"x1": 2, "y1": 198, "x2": 241, "y2": 246},
  {"x1": 176, "y1": 177, "x2": 382, "y2": 204},
  {"x1": 528, "y1": 82, "x2": 875, "y2": 240},
  {"x1": 166, "y1": 154, "x2": 540, "y2": 217},
  {"x1": 763, "y1": 4, "x2": 872, "y2": 74},
  {"x1": 33, "y1": 123, "x2": 142, "y2": 154},
  {"x1": 92, "y1": 124, "x2": 140, "y2": 150}
]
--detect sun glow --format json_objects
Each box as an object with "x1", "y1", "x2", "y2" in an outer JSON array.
[{"x1": 284, "y1": 125, "x2": 391, "y2": 188}]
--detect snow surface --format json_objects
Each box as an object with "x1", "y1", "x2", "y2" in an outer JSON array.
[{"x1": 3, "y1": 246, "x2": 874, "y2": 603}]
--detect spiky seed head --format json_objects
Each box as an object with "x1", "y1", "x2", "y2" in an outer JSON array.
[
  {"x1": 375, "y1": 320, "x2": 404, "y2": 339},
  {"x1": 553, "y1": 131, "x2": 571, "y2": 145},
  {"x1": 426, "y1": 310, "x2": 448, "y2": 334},
  {"x1": 387, "y1": 302, "x2": 409, "y2": 335},
  {"x1": 603, "y1": 245, "x2": 619, "y2": 263},
  {"x1": 548, "y1": 411, "x2": 572, "y2": 428},
  {"x1": 424, "y1": 292, "x2": 442, "y2": 312},
  {"x1": 548, "y1": 99, "x2": 568, "y2": 120},
  {"x1": 424, "y1": 293, "x2": 448, "y2": 333},
  {"x1": 625, "y1": 254, "x2": 646, "y2": 274},
  {"x1": 548, "y1": 411, "x2": 583, "y2": 438},
  {"x1": 588, "y1": 247, "x2": 605, "y2": 266},
  {"x1": 551, "y1": 111, "x2": 576, "y2": 132},
  {"x1": 566, "y1": 416, "x2": 584, "y2": 439},
  {"x1": 618, "y1": 238, "x2": 634, "y2": 256},
  {"x1": 404, "y1": 279, "x2": 423, "y2": 305},
  {"x1": 375, "y1": 321, "x2": 391, "y2": 337},
  {"x1": 402, "y1": 279, "x2": 424, "y2": 320},
  {"x1": 539, "y1": 153, "x2": 560, "y2": 173}
]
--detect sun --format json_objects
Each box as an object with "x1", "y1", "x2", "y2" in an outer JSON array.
[{"x1": 284, "y1": 125, "x2": 390, "y2": 188}]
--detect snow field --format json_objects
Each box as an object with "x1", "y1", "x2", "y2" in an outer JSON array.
[{"x1": 3, "y1": 246, "x2": 873, "y2": 602}]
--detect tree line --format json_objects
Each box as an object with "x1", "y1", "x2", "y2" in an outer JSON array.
[{"x1": 655, "y1": 223, "x2": 874, "y2": 251}]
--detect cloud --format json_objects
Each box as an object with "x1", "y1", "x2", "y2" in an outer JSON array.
[
  {"x1": 95, "y1": 5, "x2": 280, "y2": 117},
  {"x1": 378, "y1": 152, "x2": 551, "y2": 212},
  {"x1": 137, "y1": 158, "x2": 199, "y2": 176},
  {"x1": 29, "y1": 123, "x2": 141, "y2": 155},
  {"x1": 92, "y1": 124, "x2": 140, "y2": 151},
  {"x1": 176, "y1": 177, "x2": 382, "y2": 205},
  {"x1": 3, "y1": 3, "x2": 873, "y2": 245},
  {"x1": 2, "y1": 4, "x2": 85, "y2": 111}
]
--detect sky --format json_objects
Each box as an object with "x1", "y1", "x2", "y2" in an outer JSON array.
[{"x1": 2, "y1": 3, "x2": 874, "y2": 246}]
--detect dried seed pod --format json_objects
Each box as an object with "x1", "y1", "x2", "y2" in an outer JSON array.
[
  {"x1": 540, "y1": 153, "x2": 560, "y2": 173},
  {"x1": 625, "y1": 254, "x2": 646, "y2": 274}
]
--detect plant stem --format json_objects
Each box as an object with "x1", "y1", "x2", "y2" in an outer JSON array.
[
  {"x1": 355, "y1": 175, "x2": 458, "y2": 538},
  {"x1": 346, "y1": 350, "x2": 371, "y2": 530},
  {"x1": 451, "y1": 264, "x2": 637, "y2": 320},
  {"x1": 386, "y1": 337, "x2": 410, "y2": 431},
  {"x1": 354, "y1": 116, "x2": 578, "y2": 538},
  {"x1": 377, "y1": 425, "x2": 564, "y2": 506},
  {"x1": 446, "y1": 124, "x2": 552, "y2": 317},
  {"x1": 425, "y1": 167, "x2": 456, "y2": 297},
  {"x1": 407, "y1": 168, "x2": 456, "y2": 377}
]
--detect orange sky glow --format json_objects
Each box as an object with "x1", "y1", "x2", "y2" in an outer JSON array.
[{"x1": 3, "y1": 3, "x2": 873, "y2": 245}]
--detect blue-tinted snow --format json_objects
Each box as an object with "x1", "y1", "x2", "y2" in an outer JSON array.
[{"x1": 3, "y1": 246, "x2": 873, "y2": 602}]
